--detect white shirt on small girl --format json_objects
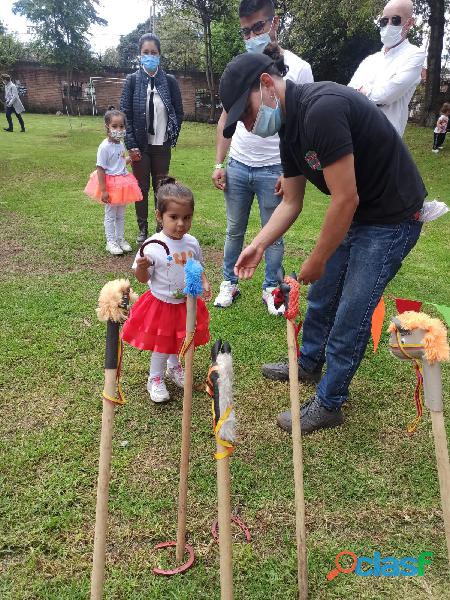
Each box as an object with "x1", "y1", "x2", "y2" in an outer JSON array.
[
  {"x1": 435, "y1": 114, "x2": 449, "y2": 134},
  {"x1": 96, "y1": 139, "x2": 128, "y2": 175},
  {"x1": 132, "y1": 231, "x2": 204, "y2": 304}
]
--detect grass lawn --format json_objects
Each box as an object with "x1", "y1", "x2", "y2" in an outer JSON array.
[{"x1": 0, "y1": 113, "x2": 449, "y2": 599}]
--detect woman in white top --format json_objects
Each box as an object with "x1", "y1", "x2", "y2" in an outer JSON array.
[
  {"x1": 2, "y1": 74, "x2": 25, "y2": 133},
  {"x1": 120, "y1": 33, "x2": 184, "y2": 243}
]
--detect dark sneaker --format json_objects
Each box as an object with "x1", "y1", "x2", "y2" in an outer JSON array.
[
  {"x1": 277, "y1": 395, "x2": 344, "y2": 435},
  {"x1": 262, "y1": 361, "x2": 322, "y2": 383},
  {"x1": 136, "y1": 227, "x2": 148, "y2": 244},
  {"x1": 3, "y1": 128, "x2": 13, "y2": 132}
]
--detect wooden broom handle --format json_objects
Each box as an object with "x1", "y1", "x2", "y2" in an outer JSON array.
[
  {"x1": 430, "y1": 410, "x2": 450, "y2": 567},
  {"x1": 217, "y1": 448, "x2": 233, "y2": 600},
  {"x1": 90, "y1": 373, "x2": 116, "y2": 600},
  {"x1": 287, "y1": 319, "x2": 308, "y2": 600},
  {"x1": 176, "y1": 295, "x2": 197, "y2": 563}
]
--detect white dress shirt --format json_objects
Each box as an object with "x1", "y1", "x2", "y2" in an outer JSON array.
[
  {"x1": 348, "y1": 39, "x2": 425, "y2": 136},
  {"x1": 146, "y1": 74, "x2": 168, "y2": 146}
]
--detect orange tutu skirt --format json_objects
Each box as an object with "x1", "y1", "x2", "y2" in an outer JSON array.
[
  {"x1": 121, "y1": 291, "x2": 210, "y2": 354},
  {"x1": 84, "y1": 171, "x2": 143, "y2": 205}
]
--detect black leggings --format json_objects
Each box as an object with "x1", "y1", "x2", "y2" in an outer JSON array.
[
  {"x1": 5, "y1": 106, "x2": 25, "y2": 131},
  {"x1": 433, "y1": 132, "x2": 446, "y2": 149}
]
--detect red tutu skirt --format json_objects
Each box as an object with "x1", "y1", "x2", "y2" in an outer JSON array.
[
  {"x1": 84, "y1": 171, "x2": 143, "y2": 205},
  {"x1": 121, "y1": 291, "x2": 210, "y2": 354}
]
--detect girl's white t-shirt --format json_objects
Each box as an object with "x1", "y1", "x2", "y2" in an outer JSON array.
[
  {"x1": 96, "y1": 139, "x2": 127, "y2": 175},
  {"x1": 132, "y1": 231, "x2": 204, "y2": 304}
]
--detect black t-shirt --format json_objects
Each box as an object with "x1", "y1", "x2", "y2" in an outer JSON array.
[{"x1": 280, "y1": 80, "x2": 426, "y2": 224}]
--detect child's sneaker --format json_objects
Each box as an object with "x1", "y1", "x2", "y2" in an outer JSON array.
[
  {"x1": 432, "y1": 148, "x2": 439, "y2": 153},
  {"x1": 147, "y1": 375, "x2": 170, "y2": 403},
  {"x1": 117, "y1": 239, "x2": 132, "y2": 252},
  {"x1": 263, "y1": 287, "x2": 285, "y2": 316},
  {"x1": 166, "y1": 364, "x2": 185, "y2": 388},
  {"x1": 214, "y1": 281, "x2": 240, "y2": 308},
  {"x1": 106, "y1": 240, "x2": 123, "y2": 255}
]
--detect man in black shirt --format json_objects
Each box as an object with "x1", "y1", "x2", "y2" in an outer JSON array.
[{"x1": 220, "y1": 51, "x2": 425, "y2": 435}]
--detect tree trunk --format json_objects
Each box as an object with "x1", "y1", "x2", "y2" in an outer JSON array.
[
  {"x1": 203, "y1": 19, "x2": 216, "y2": 123},
  {"x1": 420, "y1": 0, "x2": 445, "y2": 126}
]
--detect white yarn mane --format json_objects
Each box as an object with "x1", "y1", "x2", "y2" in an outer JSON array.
[{"x1": 217, "y1": 352, "x2": 236, "y2": 443}]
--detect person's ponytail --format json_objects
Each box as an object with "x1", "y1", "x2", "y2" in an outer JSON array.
[{"x1": 263, "y1": 43, "x2": 288, "y2": 77}]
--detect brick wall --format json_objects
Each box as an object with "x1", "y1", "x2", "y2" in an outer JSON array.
[{"x1": 8, "y1": 61, "x2": 217, "y2": 121}]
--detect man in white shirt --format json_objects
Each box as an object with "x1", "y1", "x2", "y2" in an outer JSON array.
[
  {"x1": 348, "y1": 0, "x2": 424, "y2": 136},
  {"x1": 212, "y1": 0, "x2": 313, "y2": 315}
]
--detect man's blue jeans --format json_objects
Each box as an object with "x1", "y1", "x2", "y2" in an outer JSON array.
[
  {"x1": 299, "y1": 218, "x2": 423, "y2": 409},
  {"x1": 223, "y1": 158, "x2": 284, "y2": 289}
]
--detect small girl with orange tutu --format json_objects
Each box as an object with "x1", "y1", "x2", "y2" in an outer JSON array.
[
  {"x1": 121, "y1": 177, "x2": 212, "y2": 403},
  {"x1": 84, "y1": 109, "x2": 143, "y2": 255}
]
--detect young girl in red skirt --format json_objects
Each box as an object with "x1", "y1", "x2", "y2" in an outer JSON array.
[
  {"x1": 121, "y1": 177, "x2": 212, "y2": 403},
  {"x1": 84, "y1": 109, "x2": 143, "y2": 255}
]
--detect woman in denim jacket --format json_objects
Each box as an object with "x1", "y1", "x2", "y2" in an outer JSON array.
[{"x1": 121, "y1": 33, "x2": 183, "y2": 242}]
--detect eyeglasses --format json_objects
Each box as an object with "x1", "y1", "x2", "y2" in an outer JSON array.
[
  {"x1": 240, "y1": 18, "x2": 273, "y2": 39},
  {"x1": 379, "y1": 15, "x2": 402, "y2": 28}
]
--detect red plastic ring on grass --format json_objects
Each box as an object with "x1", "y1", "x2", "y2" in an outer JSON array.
[
  {"x1": 211, "y1": 516, "x2": 251, "y2": 543},
  {"x1": 152, "y1": 541, "x2": 195, "y2": 576}
]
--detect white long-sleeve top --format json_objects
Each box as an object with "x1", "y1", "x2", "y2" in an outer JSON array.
[
  {"x1": 348, "y1": 39, "x2": 424, "y2": 136},
  {"x1": 4, "y1": 81, "x2": 25, "y2": 114}
]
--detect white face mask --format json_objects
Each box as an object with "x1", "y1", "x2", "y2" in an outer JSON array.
[
  {"x1": 109, "y1": 129, "x2": 125, "y2": 141},
  {"x1": 380, "y1": 24, "x2": 403, "y2": 48}
]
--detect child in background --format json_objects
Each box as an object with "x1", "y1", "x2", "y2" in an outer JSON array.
[
  {"x1": 432, "y1": 102, "x2": 450, "y2": 153},
  {"x1": 84, "y1": 109, "x2": 143, "y2": 255},
  {"x1": 121, "y1": 177, "x2": 211, "y2": 403}
]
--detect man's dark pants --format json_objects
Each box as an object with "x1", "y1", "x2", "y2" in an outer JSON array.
[
  {"x1": 5, "y1": 106, "x2": 25, "y2": 131},
  {"x1": 299, "y1": 217, "x2": 423, "y2": 409}
]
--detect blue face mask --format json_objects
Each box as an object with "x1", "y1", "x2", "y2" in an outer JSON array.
[
  {"x1": 141, "y1": 54, "x2": 160, "y2": 72},
  {"x1": 245, "y1": 32, "x2": 271, "y2": 54},
  {"x1": 252, "y1": 85, "x2": 282, "y2": 138}
]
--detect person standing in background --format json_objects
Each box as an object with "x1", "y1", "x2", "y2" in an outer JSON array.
[
  {"x1": 121, "y1": 33, "x2": 183, "y2": 243},
  {"x1": 212, "y1": 0, "x2": 313, "y2": 315},
  {"x1": 2, "y1": 74, "x2": 25, "y2": 133},
  {"x1": 348, "y1": 0, "x2": 424, "y2": 137}
]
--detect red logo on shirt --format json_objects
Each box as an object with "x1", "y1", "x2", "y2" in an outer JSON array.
[{"x1": 305, "y1": 150, "x2": 322, "y2": 171}]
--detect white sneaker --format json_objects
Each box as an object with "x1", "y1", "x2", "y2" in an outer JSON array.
[
  {"x1": 438, "y1": 146, "x2": 444, "y2": 150},
  {"x1": 214, "y1": 281, "x2": 240, "y2": 308},
  {"x1": 147, "y1": 376, "x2": 170, "y2": 403},
  {"x1": 166, "y1": 364, "x2": 185, "y2": 387},
  {"x1": 432, "y1": 149, "x2": 439, "y2": 153},
  {"x1": 263, "y1": 287, "x2": 285, "y2": 316},
  {"x1": 117, "y1": 239, "x2": 132, "y2": 252},
  {"x1": 106, "y1": 240, "x2": 123, "y2": 255}
]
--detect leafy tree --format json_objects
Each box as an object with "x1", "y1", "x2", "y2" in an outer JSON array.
[
  {"x1": 0, "y1": 27, "x2": 25, "y2": 72},
  {"x1": 416, "y1": 0, "x2": 449, "y2": 125},
  {"x1": 12, "y1": 0, "x2": 106, "y2": 71},
  {"x1": 102, "y1": 47, "x2": 121, "y2": 68},
  {"x1": 281, "y1": 1, "x2": 384, "y2": 83},
  {"x1": 159, "y1": 0, "x2": 232, "y2": 121},
  {"x1": 117, "y1": 13, "x2": 203, "y2": 72},
  {"x1": 210, "y1": 10, "x2": 244, "y2": 73}
]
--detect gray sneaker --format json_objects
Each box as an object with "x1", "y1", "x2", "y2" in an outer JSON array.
[
  {"x1": 262, "y1": 360, "x2": 322, "y2": 383},
  {"x1": 277, "y1": 395, "x2": 344, "y2": 435}
]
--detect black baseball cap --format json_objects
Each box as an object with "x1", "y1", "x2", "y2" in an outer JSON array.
[{"x1": 219, "y1": 53, "x2": 274, "y2": 138}]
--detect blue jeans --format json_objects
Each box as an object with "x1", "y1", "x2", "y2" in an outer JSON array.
[
  {"x1": 299, "y1": 218, "x2": 423, "y2": 409},
  {"x1": 223, "y1": 158, "x2": 284, "y2": 289}
]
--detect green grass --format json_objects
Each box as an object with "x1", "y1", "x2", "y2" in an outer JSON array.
[{"x1": 0, "y1": 113, "x2": 449, "y2": 599}]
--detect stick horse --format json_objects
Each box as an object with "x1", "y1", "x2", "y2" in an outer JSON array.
[
  {"x1": 273, "y1": 269, "x2": 308, "y2": 600},
  {"x1": 206, "y1": 340, "x2": 250, "y2": 600},
  {"x1": 153, "y1": 258, "x2": 204, "y2": 575},
  {"x1": 91, "y1": 279, "x2": 137, "y2": 600},
  {"x1": 389, "y1": 311, "x2": 450, "y2": 567}
]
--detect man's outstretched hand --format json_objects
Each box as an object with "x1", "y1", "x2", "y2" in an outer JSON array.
[{"x1": 234, "y1": 244, "x2": 265, "y2": 280}]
